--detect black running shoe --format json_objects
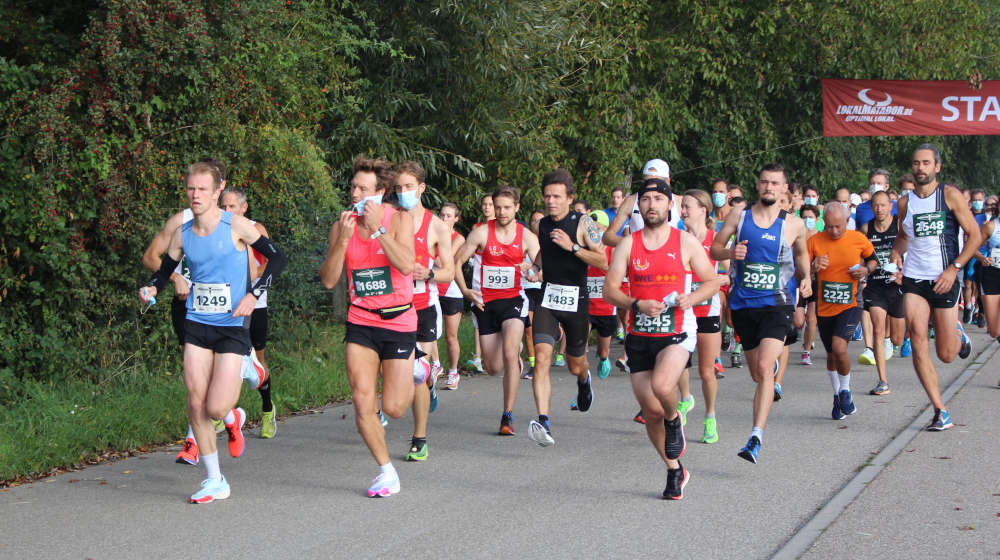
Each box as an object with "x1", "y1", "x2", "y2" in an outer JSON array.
[
  {"x1": 662, "y1": 463, "x2": 689, "y2": 500},
  {"x1": 664, "y1": 414, "x2": 686, "y2": 460},
  {"x1": 575, "y1": 375, "x2": 594, "y2": 412}
]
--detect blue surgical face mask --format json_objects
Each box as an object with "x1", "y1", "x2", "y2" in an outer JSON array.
[
  {"x1": 712, "y1": 192, "x2": 727, "y2": 208},
  {"x1": 972, "y1": 200, "x2": 984, "y2": 212},
  {"x1": 804, "y1": 196, "x2": 818, "y2": 206},
  {"x1": 397, "y1": 189, "x2": 420, "y2": 210},
  {"x1": 804, "y1": 217, "x2": 816, "y2": 230},
  {"x1": 354, "y1": 193, "x2": 383, "y2": 214}
]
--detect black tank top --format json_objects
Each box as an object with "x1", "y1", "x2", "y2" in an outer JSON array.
[
  {"x1": 866, "y1": 216, "x2": 898, "y2": 285},
  {"x1": 539, "y1": 211, "x2": 589, "y2": 293}
]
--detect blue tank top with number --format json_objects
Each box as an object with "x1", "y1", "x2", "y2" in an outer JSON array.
[
  {"x1": 182, "y1": 211, "x2": 250, "y2": 328},
  {"x1": 729, "y1": 208, "x2": 796, "y2": 310}
]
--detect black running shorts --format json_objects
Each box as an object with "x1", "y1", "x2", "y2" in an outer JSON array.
[
  {"x1": 863, "y1": 282, "x2": 904, "y2": 318},
  {"x1": 980, "y1": 266, "x2": 1000, "y2": 296},
  {"x1": 416, "y1": 304, "x2": 441, "y2": 343},
  {"x1": 439, "y1": 296, "x2": 464, "y2": 316},
  {"x1": 817, "y1": 306, "x2": 863, "y2": 354},
  {"x1": 184, "y1": 319, "x2": 251, "y2": 356},
  {"x1": 532, "y1": 305, "x2": 589, "y2": 357},
  {"x1": 344, "y1": 322, "x2": 416, "y2": 361},
  {"x1": 525, "y1": 288, "x2": 543, "y2": 313},
  {"x1": 589, "y1": 314, "x2": 618, "y2": 338},
  {"x1": 901, "y1": 276, "x2": 960, "y2": 309},
  {"x1": 729, "y1": 306, "x2": 794, "y2": 351},
  {"x1": 696, "y1": 316, "x2": 721, "y2": 335},
  {"x1": 471, "y1": 296, "x2": 529, "y2": 336},
  {"x1": 624, "y1": 333, "x2": 692, "y2": 374},
  {"x1": 250, "y1": 307, "x2": 269, "y2": 351}
]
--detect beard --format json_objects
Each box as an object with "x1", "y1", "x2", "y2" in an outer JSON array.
[
  {"x1": 760, "y1": 197, "x2": 777, "y2": 207},
  {"x1": 643, "y1": 212, "x2": 668, "y2": 227},
  {"x1": 914, "y1": 173, "x2": 934, "y2": 186}
]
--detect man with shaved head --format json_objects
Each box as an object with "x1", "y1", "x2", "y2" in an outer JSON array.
[{"x1": 807, "y1": 202, "x2": 877, "y2": 421}]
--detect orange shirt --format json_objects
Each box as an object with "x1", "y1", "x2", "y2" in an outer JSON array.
[{"x1": 807, "y1": 230, "x2": 875, "y2": 317}]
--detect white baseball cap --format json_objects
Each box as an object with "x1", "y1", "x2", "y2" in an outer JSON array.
[
  {"x1": 849, "y1": 193, "x2": 862, "y2": 206},
  {"x1": 642, "y1": 159, "x2": 670, "y2": 179}
]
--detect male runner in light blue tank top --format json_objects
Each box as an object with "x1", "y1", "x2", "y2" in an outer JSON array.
[
  {"x1": 890, "y1": 144, "x2": 981, "y2": 431},
  {"x1": 711, "y1": 163, "x2": 812, "y2": 464}
]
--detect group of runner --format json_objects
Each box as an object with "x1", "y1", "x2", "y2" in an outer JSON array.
[{"x1": 140, "y1": 142, "x2": 989, "y2": 503}]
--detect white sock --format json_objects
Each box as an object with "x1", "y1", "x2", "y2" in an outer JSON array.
[
  {"x1": 186, "y1": 425, "x2": 195, "y2": 440},
  {"x1": 681, "y1": 394, "x2": 694, "y2": 403},
  {"x1": 751, "y1": 426, "x2": 764, "y2": 441},
  {"x1": 448, "y1": 368, "x2": 458, "y2": 374},
  {"x1": 380, "y1": 462, "x2": 397, "y2": 477},
  {"x1": 223, "y1": 409, "x2": 236, "y2": 425},
  {"x1": 203, "y1": 451, "x2": 221, "y2": 480},
  {"x1": 828, "y1": 371, "x2": 840, "y2": 394},
  {"x1": 839, "y1": 373, "x2": 851, "y2": 392}
]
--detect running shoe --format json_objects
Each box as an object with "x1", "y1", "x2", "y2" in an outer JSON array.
[
  {"x1": 190, "y1": 476, "x2": 230, "y2": 504},
  {"x1": 884, "y1": 338, "x2": 894, "y2": 361},
  {"x1": 926, "y1": 409, "x2": 954, "y2": 431},
  {"x1": 260, "y1": 407, "x2": 277, "y2": 439},
  {"x1": 367, "y1": 471, "x2": 400, "y2": 497},
  {"x1": 963, "y1": 306, "x2": 973, "y2": 324},
  {"x1": 664, "y1": 414, "x2": 685, "y2": 460},
  {"x1": 869, "y1": 381, "x2": 890, "y2": 395},
  {"x1": 714, "y1": 358, "x2": 725, "y2": 379},
  {"x1": 575, "y1": 374, "x2": 594, "y2": 412},
  {"x1": 976, "y1": 312, "x2": 986, "y2": 328},
  {"x1": 721, "y1": 327, "x2": 732, "y2": 351},
  {"x1": 773, "y1": 382, "x2": 783, "y2": 402},
  {"x1": 614, "y1": 328, "x2": 625, "y2": 344},
  {"x1": 428, "y1": 383, "x2": 439, "y2": 413},
  {"x1": 730, "y1": 350, "x2": 743, "y2": 368},
  {"x1": 405, "y1": 440, "x2": 428, "y2": 461},
  {"x1": 175, "y1": 437, "x2": 199, "y2": 465},
  {"x1": 521, "y1": 364, "x2": 534, "y2": 380},
  {"x1": 900, "y1": 338, "x2": 912, "y2": 357},
  {"x1": 801, "y1": 351, "x2": 812, "y2": 366},
  {"x1": 677, "y1": 396, "x2": 694, "y2": 426},
  {"x1": 430, "y1": 361, "x2": 444, "y2": 385},
  {"x1": 597, "y1": 357, "x2": 611, "y2": 379},
  {"x1": 662, "y1": 463, "x2": 689, "y2": 500},
  {"x1": 633, "y1": 410, "x2": 646, "y2": 424},
  {"x1": 701, "y1": 417, "x2": 718, "y2": 444},
  {"x1": 444, "y1": 371, "x2": 460, "y2": 390},
  {"x1": 553, "y1": 354, "x2": 566, "y2": 367},
  {"x1": 241, "y1": 350, "x2": 269, "y2": 390},
  {"x1": 528, "y1": 418, "x2": 554, "y2": 447},
  {"x1": 858, "y1": 347, "x2": 876, "y2": 366},
  {"x1": 929, "y1": 327, "x2": 935, "y2": 339},
  {"x1": 378, "y1": 409, "x2": 388, "y2": 427},
  {"x1": 225, "y1": 407, "x2": 246, "y2": 458},
  {"x1": 499, "y1": 411, "x2": 515, "y2": 436},
  {"x1": 957, "y1": 321, "x2": 972, "y2": 359},
  {"x1": 838, "y1": 389, "x2": 857, "y2": 415},
  {"x1": 831, "y1": 394, "x2": 846, "y2": 420},
  {"x1": 466, "y1": 357, "x2": 485, "y2": 374},
  {"x1": 852, "y1": 323, "x2": 863, "y2": 341},
  {"x1": 737, "y1": 435, "x2": 761, "y2": 464},
  {"x1": 212, "y1": 418, "x2": 225, "y2": 433},
  {"x1": 569, "y1": 399, "x2": 578, "y2": 411},
  {"x1": 615, "y1": 356, "x2": 628, "y2": 373}
]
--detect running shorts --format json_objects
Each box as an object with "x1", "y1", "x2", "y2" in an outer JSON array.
[
  {"x1": 817, "y1": 306, "x2": 863, "y2": 353},
  {"x1": 589, "y1": 314, "x2": 617, "y2": 338},
  {"x1": 624, "y1": 332, "x2": 694, "y2": 374},
  {"x1": 696, "y1": 316, "x2": 721, "y2": 335},
  {"x1": 901, "y1": 276, "x2": 960, "y2": 309},
  {"x1": 863, "y1": 282, "x2": 904, "y2": 318},
  {"x1": 184, "y1": 319, "x2": 251, "y2": 356},
  {"x1": 525, "y1": 288, "x2": 543, "y2": 313},
  {"x1": 980, "y1": 266, "x2": 1000, "y2": 296},
  {"x1": 532, "y1": 305, "x2": 589, "y2": 357},
  {"x1": 729, "y1": 306, "x2": 794, "y2": 351},
  {"x1": 171, "y1": 297, "x2": 187, "y2": 345},
  {"x1": 416, "y1": 303, "x2": 442, "y2": 343},
  {"x1": 344, "y1": 322, "x2": 416, "y2": 361},
  {"x1": 439, "y1": 296, "x2": 464, "y2": 317},
  {"x1": 471, "y1": 295, "x2": 529, "y2": 336}
]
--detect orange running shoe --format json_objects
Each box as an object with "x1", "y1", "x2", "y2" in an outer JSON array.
[
  {"x1": 498, "y1": 411, "x2": 515, "y2": 435},
  {"x1": 175, "y1": 437, "x2": 199, "y2": 465},
  {"x1": 225, "y1": 407, "x2": 246, "y2": 458}
]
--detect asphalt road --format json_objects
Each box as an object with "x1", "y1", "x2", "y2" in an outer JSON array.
[{"x1": 3, "y1": 328, "x2": 998, "y2": 559}]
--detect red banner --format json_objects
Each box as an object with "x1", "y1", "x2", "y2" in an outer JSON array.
[{"x1": 822, "y1": 79, "x2": 1000, "y2": 137}]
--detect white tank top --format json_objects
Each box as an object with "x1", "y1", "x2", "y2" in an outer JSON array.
[{"x1": 901, "y1": 186, "x2": 959, "y2": 281}]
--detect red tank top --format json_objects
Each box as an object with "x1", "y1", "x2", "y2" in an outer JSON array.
[
  {"x1": 627, "y1": 228, "x2": 693, "y2": 337},
  {"x1": 437, "y1": 231, "x2": 461, "y2": 297},
  {"x1": 587, "y1": 246, "x2": 615, "y2": 316},
  {"x1": 346, "y1": 206, "x2": 417, "y2": 331},
  {"x1": 478, "y1": 221, "x2": 525, "y2": 303},
  {"x1": 412, "y1": 210, "x2": 435, "y2": 311},
  {"x1": 691, "y1": 228, "x2": 720, "y2": 318}
]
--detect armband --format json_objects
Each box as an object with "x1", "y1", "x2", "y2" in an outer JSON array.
[
  {"x1": 249, "y1": 236, "x2": 288, "y2": 299},
  {"x1": 148, "y1": 254, "x2": 180, "y2": 292}
]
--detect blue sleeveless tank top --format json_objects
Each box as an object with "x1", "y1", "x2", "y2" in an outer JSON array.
[
  {"x1": 729, "y1": 208, "x2": 796, "y2": 310},
  {"x1": 182, "y1": 211, "x2": 250, "y2": 327}
]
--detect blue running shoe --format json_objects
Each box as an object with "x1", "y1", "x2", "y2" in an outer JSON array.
[
  {"x1": 378, "y1": 409, "x2": 388, "y2": 427},
  {"x1": 190, "y1": 476, "x2": 230, "y2": 504},
  {"x1": 553, "y1": 354, "x2": 566, "y2": 367},
  {"x1": 773, "y1": 382, "x2": 783, "y2": 402},
  {"x1": 831, "y1": 394, "x2": 846, "y2": 420},
  {"x1": 957, "y1": 321, "x2": 972, "y2": 359},
  {"x1": 597, "y1": 357, "x2": 611, "y2": 379},
  {"x1": 900, "y1": 338, "x2": 912, "y2": 357},
  {"x1": 926, "y1": 409, "x2": 954, "y2": 431},
  {"x1": 429, "y1": 383, "x2": 439, "y2": 413},
  {"x1": 738, "y1": 436, "x2": 761, "y2": 464},
  {"x1": 838, "y1": 389, "x2": 857, "y2": 416},
  {"x1": 852, "y1": 323, "x2": 863, "y2": 341}
]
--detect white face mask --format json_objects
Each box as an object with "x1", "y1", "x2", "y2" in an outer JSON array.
[
  {"x1": 804, "y1": 196, "x2": 818, "y2": 206},
  {"x1": 869, "y1": 184, "x2": 885, "y2": 194},
  {"x1": 354, "y1": 193, "x2": 383, "y2": 214},
  {"x1": 804, "y1": 217, "x2": 817, "y2": 230}
]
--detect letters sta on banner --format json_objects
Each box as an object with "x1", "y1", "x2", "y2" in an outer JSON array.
[{"x1": 822, "y1": 79, "x2": 1000, "y2": 137}]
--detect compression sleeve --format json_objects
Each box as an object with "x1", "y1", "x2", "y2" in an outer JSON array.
[
  {"x1": 148, "y1": 254, "x2": 180, "y2": 291},
  {"x1": 249, "y1": 236, "x2": 287, "y2": 299}
]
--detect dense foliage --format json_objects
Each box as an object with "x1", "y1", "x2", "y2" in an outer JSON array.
[{"x1": 2, "y1": 0, "x2": 1000, "y2": 387}]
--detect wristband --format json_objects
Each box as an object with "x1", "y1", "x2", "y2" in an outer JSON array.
[{"x1": 631, "y1": 299, "x2": 640, "y2": 316}]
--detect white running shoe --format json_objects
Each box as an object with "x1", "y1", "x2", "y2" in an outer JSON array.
[
  {"x1": 189, "y1": 476, "x2": 230, "y2": 504},
  {"x1": 367, "y1": 472, "x2": 400, "y2": 497},
  {"x1": 528, "y1": 420, "x2": 555, "y2": 447},
  {"x1": 884, "y1": 338, "x2": 894, "y2": 360}
]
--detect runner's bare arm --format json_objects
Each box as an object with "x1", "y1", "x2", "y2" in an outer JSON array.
[
  {"x1": 789, "y1": 216, "x2": 812, "y2": 297},
  {"x1": 379, "y1": 209, "x2": 415, "y2": 275},
  {"x1": 890, "y1": 196, "x2": 909, "y2": 266},
  {"x1": 978, "y1": 220, "x2": 994, "y2": 265},
  {"x1": 522, "y1": 229, "x2": 542, "y2": 282},
  {"x1": 571, "y1": 214, "x2": 609, "y2": 269},
  {"x1": 678, "y1": 232, "x2": 720, "y2": 310},
  {"x1": 602, "y1": 193, "x2": 635, "y2": 247},
  {"x1": 710, "y1": 205, "x2": 742, "y2": 261},
  {"x1": 142, "y1": 210, "x2": 186, "y2": 271},
  {"x1": 320, "y1": 213, "x2": 355, "y2": 289},
  {"x1": 948, "y1": 186, "x2": 982, "y2": 267},
  {"x1": 428, "y1": 218, "x2": 455, "y2": 284},
  {"x1": 139, "y1": 227, "x2": 183, "y2": 302},
  {"x1": 452, "y1": 224, "x2": 487, "y2": 303},
  {"x1": 602, "y1": 235, "x2": 633, "y2": 309}
]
